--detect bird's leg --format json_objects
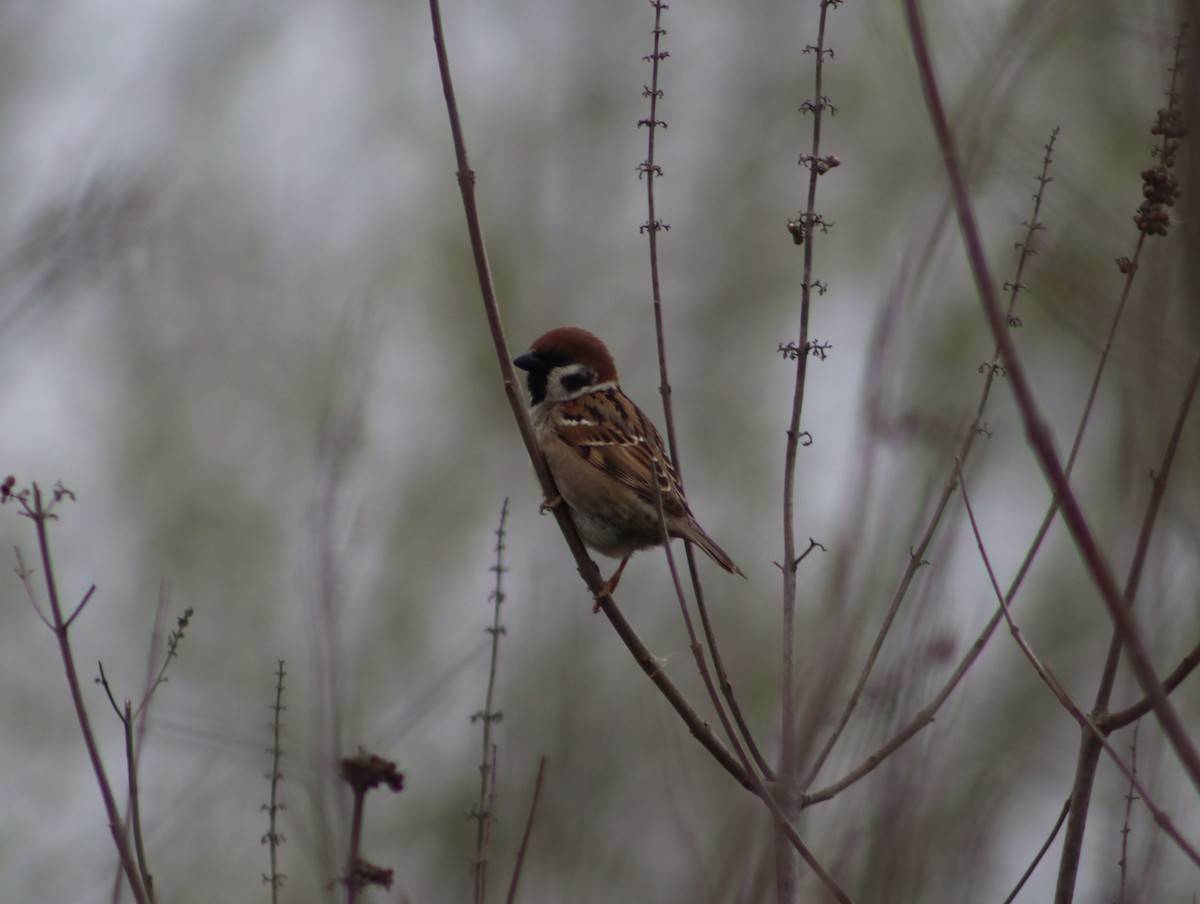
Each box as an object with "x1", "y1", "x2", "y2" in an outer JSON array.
[
  {"x1": 593, "y1": 555, "x2": 631, "y2": 613},
  {"x1": 539, "y1": 495, "x2": 564, "y2": 514}
]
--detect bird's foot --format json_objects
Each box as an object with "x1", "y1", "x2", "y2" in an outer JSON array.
[{"x1": 592, "y1": 556, "x2": 630, "y2": 612}]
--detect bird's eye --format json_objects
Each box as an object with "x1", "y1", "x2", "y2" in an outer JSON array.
[{"x1": 559, "y1": 366, "x2": 594, "y2": 392}]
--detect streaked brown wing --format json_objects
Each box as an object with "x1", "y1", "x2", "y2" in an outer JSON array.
[{"x1": 555, "y1": 390, "x2": 690, "y2": 519}]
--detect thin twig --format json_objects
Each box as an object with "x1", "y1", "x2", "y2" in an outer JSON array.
[
  {"x1": 1118, "y1": 723, "x2": 1142, "y2": 904},
  {"x1": 802, "y1": 127, "x2": 1060, "y2": 791},
  {"x1": 132, "y1": 583, "x2": 170, "y2": 759},
  {"x1": 956, "y1": 459, "x2": 1075, "y2": 702},
  {"x1": 635, "y1": 0, "x2": 773, "y2": 789},
  {"x1": 97, "y1": 662, "x2": 124, "y2": 720},
  {"x1": 651, "y1": 468, "x2": 758, "y2": 786},
  {"x1": 1001, "y1": 796, "x2": 1071, "y2": 904},
  {"x1": 957, "y1": 460, "x2": 1077, "y2": 704},
  {"x1": 662, "y1": 459, "x2": 857, "y2": 901},
  {"x1": 810, "y1": 123, "x2": 1109, "y2": 803},
  {"x1": 479, "y1": 745, "x2": 498, "y2": 898},
  {"x1": 1056, "y1": 28, "x2": 1194, "y2": 896},
  {"x1": 1060, "y1": 343, "x2": 1199, "y2": 900},
  {"x1": 778, "y1": 2, "x2": 838, "y2": 898},
  {"x1": 504, "y1": 757, "x2": 547, "y2": 904},
  {"x1": 132, "y1": 603, "x2": 192, "y2": 722},
  {"x1": 1103, "y1": 634, "x2": 1200, "y2": 732},
  {"x1": 17, "y1": 484, "x2": 150, "y2": 904},
  {"x1": 472, "y1": 500, "x2": 510, "y2": 904},
  {"x1": 638, "y1": 0, "x2": 676, "y2": 462},
  {"x1": 345, "y1": 784, "x2": 366, "y2": 904},
  {"x1": 1098, "y1": 349, "x2": 1200, "y2": 707},
  {"x1": 428, "y1": 4, "x2": 853, "y2": 898},
  {"x1": 14, "y1": 545, "x2": 52, "y2": 627},
  {"x1": 646, "y1": 402, "x2": 853, "y2": 902},
  {"x1": 903, "y1": 0, "x2": 1200, "y2": 793},
  {"x1": 262, "y1": 659, "x2": 288, "y2": 901},
  {"x1": 428, "y1": 0, "x2": 754, "y2": 793},
  {"x1": 781, "y1": 0, "x2": 837, "y2": 778},
  {"x1": 95, "y1": 590, "x2": 187, "y2": 904},
  {"x1": 806, "y1": 563, "x2": 1189, "y2": 807},
  {"x1": 687, "y1": 548, "x2": 775, "y2": 781},
  {"x1": 65, "y1": 583, "x2": 97, "y2": 629},
  {"x1": 956, "y1": 462, "x2": 1200, "y2": 871},
  {"x1": 124, "y1": 700, "x2": 155, "y2": 903},
  {"x1": 807, "y1": 324, "x2": 1195, "y2": 815}
]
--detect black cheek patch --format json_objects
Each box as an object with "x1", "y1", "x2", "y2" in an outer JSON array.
[
  {"x1": 526, "y1": 371, "x2": 548, "y2": 405},
  {"x1": 560, "y1": 367, "x2": 595, "y2": 393}
]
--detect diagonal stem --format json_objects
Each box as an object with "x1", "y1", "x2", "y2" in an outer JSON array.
[
  {"x1": 903, "y1": 0, "x2": 1200, "y2": 793},
  {"x1": 26, "y1": 486, "x2": 149, "y2": 903},
  {"x1": 428, "y1": 0, "x2": 753, "y2": 793}
]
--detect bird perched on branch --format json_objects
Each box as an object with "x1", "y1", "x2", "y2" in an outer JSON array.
[{"x1": 514, "y1": 327, "x2": 744, "y2": 602}]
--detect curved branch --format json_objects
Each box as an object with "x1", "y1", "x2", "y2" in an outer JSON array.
[{"x1": 902, "y1": 0, "x2": 1200, "y2": 792}]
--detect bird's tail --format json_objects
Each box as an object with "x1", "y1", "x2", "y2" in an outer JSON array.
[{"x1": 683, "y1": 523, "x2": 746, "y2": 578}]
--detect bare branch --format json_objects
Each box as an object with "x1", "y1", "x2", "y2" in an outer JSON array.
[
  {"x1": 20, "y1": 484, "x2": 150, "y2": 903},
  {"x1": 504, "y1": 757, "x2": 547, "y2": 904},
  {"x1": 956, "y1": 462, "x2": 1200, "y2": 872},
  {"x1": 903, "y1": 0, "x2": 1200, "y2": 791},
  {"x1": 427, "y1": 0, "x2": 753, "y2": 795},
  {"x1": 1001, "y1": 797, "x2": 1070, "y2": 904}
]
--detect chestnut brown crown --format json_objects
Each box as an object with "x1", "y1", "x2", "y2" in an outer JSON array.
[{"x1": 514, "y1": 327, "x2": 620, "y2": 405}]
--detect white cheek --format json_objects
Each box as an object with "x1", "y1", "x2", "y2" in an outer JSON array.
[{"x1": 543, "y1": 381, "x2": 572, "y2": 403}]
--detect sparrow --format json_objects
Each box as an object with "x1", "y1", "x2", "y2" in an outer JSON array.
[{"x1": 514, "y1": 326, "x2": 745, "y2": 601}]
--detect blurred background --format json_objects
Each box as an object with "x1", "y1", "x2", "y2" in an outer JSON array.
[{"x1": 1, "y1": 0, "x2": 1198, "y2": 901}]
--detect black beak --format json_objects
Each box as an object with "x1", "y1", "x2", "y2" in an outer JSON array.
[{"x1": 513, "y1": 351, "x2": 542, "y2": 373}]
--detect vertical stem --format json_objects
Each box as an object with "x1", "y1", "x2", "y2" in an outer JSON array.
[
  {"x1": 473, "y1": 500, "x2": 509, "y2": 904},
  {"x1": 905, "y1": 0, "x2": 1200, "y2": 818},
  {"x1": 345, "y1": 788, "x2": 366, "y2": 904},
  {"x1": 125, "y1": 701, "x2": 154, "y2": 903},
  {"x1": 779, "y1": 2, "x2": 836, "y2": 899},
  {"x1": 266, "y1": 659, "x2": 287, "y2": 903},
  {"x1": 640, "y1": 0, "x2": 679, "y2": 462},
  {"x1": 640, "y1": 0, "x2": 776, "y2": 785},
  {"x1": 1051, "y1": 23, "x2": 1193, "y2": 904}
]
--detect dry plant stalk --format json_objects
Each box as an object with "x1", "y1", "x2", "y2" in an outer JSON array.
[
  {"x1": 469, "y1": 499, "x2": 510, "y2": 904},
  {"x1": 338, "y1": 748, "x2": 403, "y2": 904},
  {"x1": 427, "y1": 0, "x2": 854, "y2": 900},
  {"x1": 426, "y1": 0, "x2": 759, "y2": 796},
  {"x1": 903, "y1": 2, "x2": 1200, "y2": 788},
  {"x1": 427, "y1": 0, "x2": 1199, "y2": 899},
  {"x1": 262, "y1": 659, "x2": 288, "y2": 901},
  {"x1": 6, "y1": 482, "x2": 151, "y2": 904},
  {"x1": 902, "y1": 8, "x2": 1199, "y2": 902}
]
